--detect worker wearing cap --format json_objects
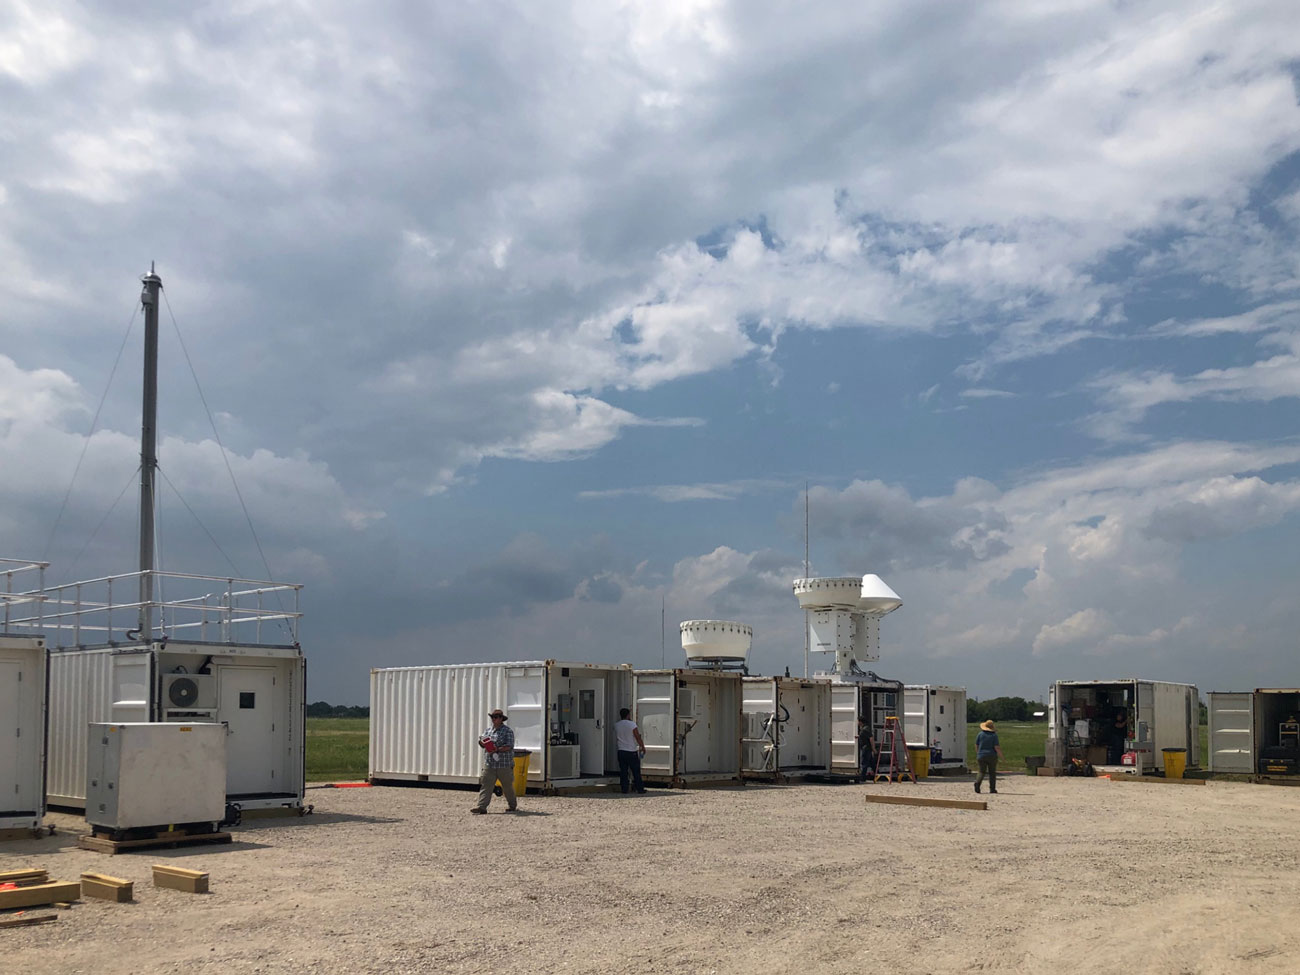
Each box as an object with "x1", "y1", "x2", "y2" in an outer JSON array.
[
  {"x1": 471, "y1": 709, "x2": 517, "y2": 814},
  {"x1": 974, "y1": 719, "x2": 1002, "y2": 795}
]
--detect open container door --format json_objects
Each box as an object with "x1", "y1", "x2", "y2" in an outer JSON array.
[
  {"x1": 829, "y1": 683, "x2": 860, "y2": 773},
  {"x1": 741, "y1": 678, "x2": 778, "y2": 774},
  {"x1": 1208, "y1": 692, "x2": 1254, "y2": 773},
  {"x1": 633, "y1": 672, "x2": 676, "y2": 779}
]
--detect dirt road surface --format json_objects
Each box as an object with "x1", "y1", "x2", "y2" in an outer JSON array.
[{"x1": 4, "y1": 774, "x2": 1298, "y2": 974}]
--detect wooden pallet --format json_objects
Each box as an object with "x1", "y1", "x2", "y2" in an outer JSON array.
[{"x1": 77, "y1": 831, "x2": 232, "y2": 856}]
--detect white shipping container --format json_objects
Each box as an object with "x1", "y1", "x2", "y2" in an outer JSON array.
[
  {"x1": 0, "y1": 634, "x2": 47, "y2": 834},
  {"x1": 369, "y1": 661, "x2": 634, "y2": 790},
  {"x1": 1047, "y1": 678, "x2": 1199, "y2": 772},
  {"x1": 47, "y1": 643, "x2": 305, "y2": 812},
  {"x1": 633, "y1": 669, "x2": 742, "y2": 785},
  {"x1": 903, "y1": 685, "x2": 968, "y2": 770},
  {"x1": 86, "y1": 722, "x2": 227, "y2": 833},
  {"x1": 1208, "y1": 688, "x2": 1300, "y2": 776},
  {"x1": 740, "y1": 676, "x2": 832, "y2": 779}
]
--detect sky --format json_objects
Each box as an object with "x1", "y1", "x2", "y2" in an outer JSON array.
[{"x1": 3, "y1": 1, "x2": 1300, "y2": 705}]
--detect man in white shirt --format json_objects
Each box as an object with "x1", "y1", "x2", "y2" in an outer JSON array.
[{"x1": 614, "y1": 707, "x2": 647, "y2": 794}]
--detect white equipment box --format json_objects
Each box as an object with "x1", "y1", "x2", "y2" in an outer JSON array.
[{"x1": 86, "y1": 722, "x2": 227, "y2": 832}]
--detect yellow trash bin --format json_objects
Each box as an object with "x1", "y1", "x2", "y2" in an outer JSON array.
[
  {"x1": 512, "y1": 749, "x2": 533, "y2": 796},
  {"x1": 1161, "y1": 747, "x2": 1186, "y2": 780},
  {"x1": 908, "y1": 747, "x2": 930, "y2": 779}
]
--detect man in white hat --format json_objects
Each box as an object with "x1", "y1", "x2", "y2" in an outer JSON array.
[
  {"x1": 471, "y1": 709, "x2": 517, "y2": 814},
  {"x1": 974, "y1": 719, "x2": 1003, "y2": 794}
]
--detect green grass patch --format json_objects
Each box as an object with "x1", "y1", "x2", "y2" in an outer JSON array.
[
  {"x1": 306, "y1": 716, "x2": 369, "y2": 781},
  {"x1": 964, "y1": 722, "x2": 1211, "y2": 770}
]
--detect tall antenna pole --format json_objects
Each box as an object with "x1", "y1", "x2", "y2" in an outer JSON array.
[
  {"x1": 661, "y1": 595, "x2": 665, "y2": 668},
  {"x1": 803, "y1": 481, "x2": 809, "y2": 678},
  {"x1": 138, "y1": 263, "x2": 162, "y2": 638}
]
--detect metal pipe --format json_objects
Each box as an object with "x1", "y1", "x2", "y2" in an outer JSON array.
[{"x1": 138, "y1": 265, "x2": 162, "y2": 637}]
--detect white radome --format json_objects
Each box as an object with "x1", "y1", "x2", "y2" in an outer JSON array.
[
  {"x1": 680, "y1": 620, "x2": 752, "y2": 661},
  {"x1": 791, "y1": 577, "x2": 863, "y2": 610},
  {"x1": 858, "y1": 574, "x2": 902, "y2": 616}
]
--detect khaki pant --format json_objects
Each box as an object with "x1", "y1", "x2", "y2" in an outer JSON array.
[{"x1": 474, "y1": 766, "x2": 516, "y2": 811}]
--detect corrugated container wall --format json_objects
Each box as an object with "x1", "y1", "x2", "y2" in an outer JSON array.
[
  {"x1": 370, "y1": 661, "x2": 633, "y2": 789},
  {"x1": 0, "y1": 634, "x2": 47, "y2": 833}
]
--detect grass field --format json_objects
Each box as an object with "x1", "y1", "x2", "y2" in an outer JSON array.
[
  {"x1": 963, "y1": 722, "x2": 1211, "y2": 770},
  {"x1": 305, "y1": 716, "x2": 369, "y2": 781},
  {"x1": 306, "y1": 717, "x2": 1211, "y2": 782}
]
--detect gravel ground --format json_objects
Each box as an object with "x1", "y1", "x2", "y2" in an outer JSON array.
[{"x1": 4, "y1": 773, "x2": 1299, "y2": 974}]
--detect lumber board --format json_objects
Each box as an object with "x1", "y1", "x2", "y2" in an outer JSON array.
[
  {"x1": 0, "y1": 869, "x2": 48, "y2": 886},
  {"x1": 1035, "y1": 767, "x2": 1062, "y2": 776},
  {"x1": 1107, "y1": 774, "x2": 1206, "y2": 786},
  {"x1": 0, "y1": 913, "x2": 57, "y2": 929},
  {"x1": 0, "y1": 882, "x2": 81, "y2": 910},
  {"x1": 864, "y1": 794, "x2": 987, "y2": 811},
  {"x1": 152, "y1": 864, "x2": 209, "y2": 894},
  {"x1": 80, "y1": 873, "x2": 134, "y2": 902},
  {"x1": 77, "y1": 831, "x2": 231, "y2": 855}
]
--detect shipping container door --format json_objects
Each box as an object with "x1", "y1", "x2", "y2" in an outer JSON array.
[
  {"x1": 902, "y1": 687, "x2": 927, "y2": 748},
  {"x1": 1135, "y1": 682, "x2": 1155, "y2": 743},
  {"x1": 219, "y1": 666, "x2": 277, "y2": 795},
  {"x1": 1208, "y1": 692, "x2": 1254, "y2": 773},
  {"x1": 0, "y1": 658, "x2": 33, "y2": 813},
  {"x1": 679, "y1": 678, "x2": 714, "y2": 773},
  {"x1": 506, "y1": 668, "x2": 545, "y2": 761},
  {"x1": 742, "y1": 680, "x2": 777, "y2": 772},
  {"x1": 634, "y1": 674, "x2": 674, "y2": 776},
  {"x1": 570, "y1": 677, "x2": 605, "y2": 775},
  {"x1": 829, "y1": 684, "x2": 860, "y2": 771},
  {"x1": 111, "y1": 651, "x2": 153, "y2": 722}
]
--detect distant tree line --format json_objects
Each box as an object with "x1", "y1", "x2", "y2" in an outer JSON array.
[
  {"x1": 967, "y1": 696, "x2": 1046, "y2": 722},
  {"x1": 306, "y1": 701, "x2": 370, "y2": 718}
]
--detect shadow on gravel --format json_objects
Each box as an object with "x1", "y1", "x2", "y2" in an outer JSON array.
[{"x1": 238, "y1": 811, "x2": 403, "y2": 829}]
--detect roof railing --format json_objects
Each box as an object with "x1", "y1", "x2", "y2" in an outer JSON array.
[
  {"x1": 1, "y1": 559, "x2": 49, "y2": 634},
  {"x1": 4, "y1": 568, "x2": 302, "y2": 649}
]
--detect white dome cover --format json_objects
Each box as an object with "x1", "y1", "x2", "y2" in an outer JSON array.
[
  {"x1": 680, "y1": 619, "x2": 752, "y2": 661},
  {"x1": 858, "y1": 574, "x2": 902, "y2": 615}
]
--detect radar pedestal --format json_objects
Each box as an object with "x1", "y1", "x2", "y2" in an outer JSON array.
[{"x1": 793, "y1": 574, "x2": 901, "y2": 679}]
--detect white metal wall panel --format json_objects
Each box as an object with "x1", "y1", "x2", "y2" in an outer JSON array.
[
  {"x1": 902, "y1": 686, "x2": 928, "y2": 749},
  {"x1": 0, "y1": 635, "x2": 46, "y2": 830},
  {"x1": 1208, "y1": 692, "x2": 1254, "y2": 773},
  {"x1": 47, "y1": 649, "x2": 119, "y2": 806},
  {"x1": 741, "y1": 677, "x2": 778, "y2": 772}
]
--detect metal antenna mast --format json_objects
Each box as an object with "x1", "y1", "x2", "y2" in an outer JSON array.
[
  {"x1": 138, "y1": 263, "x2": 162, "y2": 637},
  {"x1": 803, "y1": 482, "x2": 809, "y2": 678}
]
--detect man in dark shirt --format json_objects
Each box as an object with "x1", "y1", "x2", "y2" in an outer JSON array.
[{"x1": 974, "y1": 719, "x2": 1003, "y2": 794}]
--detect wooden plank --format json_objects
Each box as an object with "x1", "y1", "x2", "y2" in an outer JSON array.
[
  {"x1": 0, "y1": 882, "x2": 81, "y2": 910},
  {"x1": 77, "y1": 831, "x2": 232, "y2": 856},
  {"x1": 1107, "y1": 774, "x2": 1206, "y2": 786},
  {"x1": 0, "y1": 914, "x2": 58, "y2": 929},
  {"x1": 864, "y1": 794, "x2": 987, "y2": 811},
  {"x1": 1035, "y1": 767, "x2": 1063, "y2": 776},
  {"x1": 80, "y1": 873, "x2": 134, "y2": 902},
  {"x1": 0, "y1": 869, "x2": 48, "y2": 886},
  {"x1": 152, "y1": 864, "x2": 209, "y2": 894}
]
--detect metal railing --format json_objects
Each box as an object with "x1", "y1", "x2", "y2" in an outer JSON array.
[
  {"x1": 1, "y1": 558, "x2": 48, "y2": 634},
  {"x1": 3, "y1": 568, "x2": 302, "y2": 648}
]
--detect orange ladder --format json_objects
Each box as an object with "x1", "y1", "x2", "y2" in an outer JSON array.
[{"x1": 872, "y1": 715, "x2": 916, "y2": 783}]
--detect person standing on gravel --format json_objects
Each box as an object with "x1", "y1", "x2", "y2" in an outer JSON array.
[
  {"x1": 614, "y1": 708, "x2": 647, "y2": 794},
  {"x1": 974, "y1": 718, "x2": 1002, "y2": 795},
  {"x1": 472, "y1": 709, "x2": 516, "y2": 814}
]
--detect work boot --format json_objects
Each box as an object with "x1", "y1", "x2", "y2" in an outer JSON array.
[
  {"x1": 989, "y1": 789, "x2": 997, "y2": 794},
  {"x1": 470, "y1": 808, "x2": 486, "y2": 815},
  {"x1": 974, "y1": 782, "x2": 981, "y2": 794}
]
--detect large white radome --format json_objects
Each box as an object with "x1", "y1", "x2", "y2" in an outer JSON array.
[{"x1": 679, "y1": 620, "x2": 752, "y2": 662}]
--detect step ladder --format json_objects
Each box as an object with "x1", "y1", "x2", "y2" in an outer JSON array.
[{"x1": 872, "y1": 716, "x2": 916, "y2": 784}]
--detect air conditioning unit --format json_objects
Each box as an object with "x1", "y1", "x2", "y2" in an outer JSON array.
[
  {"x1": 163, "y1": 673, "x2": 217, "y2": 710},
  {"x1": 550, "y1": 744, "x2": 580, "y2": 780},
  {"x1": 744, "y1": 711, "x2": 771, "y2": 739},
  {"x1": 86, "y1": 722, "x2": 227, "y2": 832}
]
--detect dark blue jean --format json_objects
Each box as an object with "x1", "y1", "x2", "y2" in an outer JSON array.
[{"x1": 618, "y1": 749, "x2": 644, "y2": 793}]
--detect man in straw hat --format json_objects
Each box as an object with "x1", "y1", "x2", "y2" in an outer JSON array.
[
  {"x1": 471, "y1": 709, "x2": 517, "y2": 814},
  {"x1": 974, "y1": 719, "x2": 1003, "y2": 794}
]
